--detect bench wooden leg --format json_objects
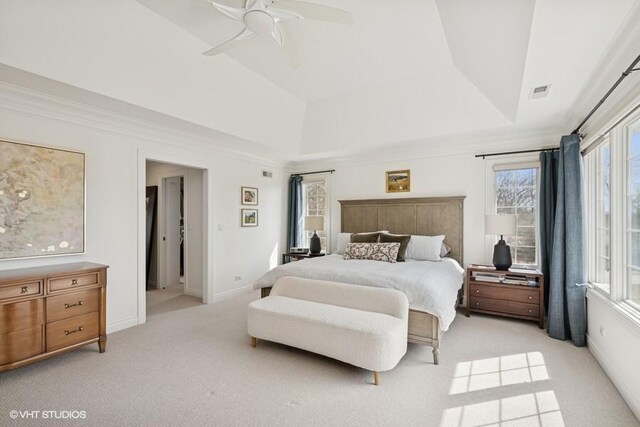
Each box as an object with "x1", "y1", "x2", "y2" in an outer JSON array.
[
  {"x1": 251, "y1": 337, "x2": 257, "y2": 348},
  {"x1": 373, "y1": 371, "x2": 380, "y2": 386}
]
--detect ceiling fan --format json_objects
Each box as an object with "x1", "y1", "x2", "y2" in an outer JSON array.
[{"x1": 202, "y1": 0, "x2": 353, "y2": 67}]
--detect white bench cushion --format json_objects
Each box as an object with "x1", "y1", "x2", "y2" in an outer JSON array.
[{"x1": 248, "y1": 277, "x2": 408, "y2": 372}]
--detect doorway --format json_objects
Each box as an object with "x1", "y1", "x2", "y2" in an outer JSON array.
[{"x1": 145, "y1": 161, "x2": 206, "y2": 318}]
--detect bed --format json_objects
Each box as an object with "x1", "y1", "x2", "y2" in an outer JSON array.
[{"x1": 254, "y1": 196, "x2": 465, "y2": 364}]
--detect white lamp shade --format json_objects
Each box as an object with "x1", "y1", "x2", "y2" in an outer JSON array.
[
  {"x1": 485, "y1": 214, "x2": 516, "y2": 236},
  {"x1": 304, "y1": 216, "x2": 324, "y2": 231}
]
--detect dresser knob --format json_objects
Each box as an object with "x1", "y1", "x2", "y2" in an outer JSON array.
[
  {"x1": 71, "y1": 279, "x2": 78, "y2": 285},
  {"x1": 528, "y1": 309, "x2": 532, "y2": 313},
  {"x1": 475, "y1": 302, "x2": 480, "y2": 306},
  {"x1": 475, "y1": 289, "x2": 480, "y2": 293},
  {"x1": 20, "y1": 286, "x2": 28, "y2": 294},
  {"x1": 528, "y1": 296, "x2": 532, "y2": 300}
]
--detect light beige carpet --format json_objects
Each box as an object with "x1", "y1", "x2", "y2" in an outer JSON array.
[{"x1": 0, "y1": 289, "x2": 638, "y2": 427}]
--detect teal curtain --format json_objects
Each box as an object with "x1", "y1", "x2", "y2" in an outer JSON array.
[
  {"x1": 287, "y1": 176, "x2": 303, "y2": 251},
  {"x1": 540, "y1": 134, "x2": 587, "y2": 346},
  {"x1": 539, "y1": 150, "x2": 558, "y2": 313}
]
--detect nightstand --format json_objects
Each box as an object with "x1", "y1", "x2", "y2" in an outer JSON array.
[
  {"x1": 282, "y1": 252, "x2": 326, "y2": 264},
  {"x1": 465, "y1": 265, "x2": 545, "y2": 328}
]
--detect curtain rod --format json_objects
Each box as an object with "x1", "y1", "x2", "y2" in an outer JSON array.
[
  {"x1": 571, "y1": 53, "x2": 640, "y2": 135},
  {"x1": 291, "y1": 169, "x2": 335, "y2": 177},
  {"x1": 475, "y1": 147, "x2": 558, "y2": 159}
]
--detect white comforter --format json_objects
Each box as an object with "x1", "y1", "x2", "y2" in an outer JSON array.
[{"x1": 253, "y1": 254, "x2": 465, "y2": 331}]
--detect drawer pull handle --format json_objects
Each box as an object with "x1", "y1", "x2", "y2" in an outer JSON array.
[
  {"x1": 475, "y1": 289, "x2": 480, "y2": 293},
  {"x1": 64, "y1": 301, "x2": 83, "y2": 309},
  {"x1": 528, "y1": 309, "x2": 532, "y2": 313},
  {"x1": 71, "y1": 279, "x2": 78, "y2": 285},
  {"x1": 528, "y1": 296, "x2": 532, "y2": 300},
  {"x1": 475, "y1": 302, "x2": 480, "y2": 306},
  {"x1": 20, "y1": 286, "x2": 29, "y2": 294},
  {"x1": 64, "y1": 326, "x2": 84, "y2": 336}
]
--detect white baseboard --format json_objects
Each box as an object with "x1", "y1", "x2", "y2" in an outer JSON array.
[
  {"x1": 106, "y1": 317, "x2": 139, "y2": 334},
  {"x1": 211, "y1": 285, "x2": 255, "y2": 303},
  {"x1": 185, "y1": 287, "x2": 203, "y2": 298},
  {"x1": 587, "y1": 334, "x2": 640, "y2": 420}
]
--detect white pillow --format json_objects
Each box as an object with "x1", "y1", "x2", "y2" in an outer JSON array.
[
  {"x1": 335, "y1": 231, "x2": 390, "y2": 254},
  {"x1": 336, "y1": 233, "x2": 352, "y2": 254},
  {"x1": 405, "y1": 235, "x2": 445, "y2": 261}
]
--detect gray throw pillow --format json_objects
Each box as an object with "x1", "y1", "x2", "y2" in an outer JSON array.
[
  {"x1": 350, "y1": 232, "x2": 379, "y2": 243},
  {"x1": 379, "y1": 233, "x2": 411, "y2": 262}
]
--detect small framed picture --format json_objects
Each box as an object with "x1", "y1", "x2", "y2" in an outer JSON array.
[
  {"x1": 241, "y1": 209, "x2": 258, "y2": 227},
  {"x1": 241, "y1": 186, "x2": 258, "y2": 205},
  {"x1": 386, "y1": 170, "x2": 411, "y2": 193}
]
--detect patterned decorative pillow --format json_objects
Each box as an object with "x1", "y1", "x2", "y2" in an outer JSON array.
[{"x1": 343, "y1": 242, "x2": 401, "y2": 263}]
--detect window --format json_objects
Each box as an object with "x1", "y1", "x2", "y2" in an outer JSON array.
[
  {"x1": 302, "y1": 180, "x2": 328, "y2": 252},
  {"x1": 494, "y1": 166, "x2": 538, "y2": 265},
  {"x1": 585, "y1": 108, "x2": 640, "y2": 314},
  {"x1": 627, "y1": 117, "x2": 640, "y2": 307},
  {"x1": 594, "y1": 139, "x2": 611, "y2": 291}
]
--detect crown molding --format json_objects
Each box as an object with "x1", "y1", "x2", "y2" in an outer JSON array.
[
  {"x1": 0, "y1": 81, "x2": 289, "y2": 169},
  {"x1": 289, "y1": 126, "x2": 563, "y2": 170}
]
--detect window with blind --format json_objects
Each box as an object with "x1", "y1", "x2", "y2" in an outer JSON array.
[
  {"x1": 302, "y1": 180, "x2": 328, "y2": 252},
  {"x1": 494, "y1": 166, "x2": 539, "y2": 265}
]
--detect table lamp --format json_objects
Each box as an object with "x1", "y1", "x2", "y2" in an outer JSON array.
[
  {"x1": 485, "y1": 214, "x2": 517, "y2": 270},
  {"x1": 305, "y1": 216, "x2": 324, "y2": 255}
]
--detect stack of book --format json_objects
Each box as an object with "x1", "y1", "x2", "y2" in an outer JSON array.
[{"x1": 471, "y1": 271, "x2": 538, "y2": 287}]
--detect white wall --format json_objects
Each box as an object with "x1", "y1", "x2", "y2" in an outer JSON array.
[
  {"x1": 586, "y1": 291, "x2": 640, "y2": 419},
  {"x1": 0, "y1": 83, "x2": 287, "y2": 334}
]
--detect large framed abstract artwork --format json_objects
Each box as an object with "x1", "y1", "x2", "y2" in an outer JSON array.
[{"x1": 0, "y1": 140, "x2": 85, "y2": 260}]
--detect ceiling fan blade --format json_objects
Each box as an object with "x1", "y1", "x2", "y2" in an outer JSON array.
[
  {"x1": 269, "y1": 0, "x2": 353, "y2": 24},
  {"x1": 275, "y1": 23, "x2": 300, "y2": 69},
  {"x1": 202, "y1": 27, "x2": 255, "y2": 56},
  {"x1": 206, "y1": 0, "x2": 245, "y2": 21}
]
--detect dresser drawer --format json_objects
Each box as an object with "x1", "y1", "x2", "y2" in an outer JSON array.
[
  {"x1": 46, "y1": 289, "x2": 100, "y2": 323},
  {"x1": 469, "y1": 283, "x2": 540, "y2": 304},
  {"x1": 470, "y1": 296, "x2": 539, "y2": 318},
  {"x1": 48, "y1": 272, "x2": 99, "y2": 293},
  {"x1": 0, "y1": 281, "x2": 42, "y2": 302},
  {"x1": 46, "y1": 312, "x2": 99, "y2": 352},
  {"x1": 0, "y1": 326, "x2": 44, "y2": 366},
  {"x1": 0, "y1": 299, "x2": 44, "y2": 335}
]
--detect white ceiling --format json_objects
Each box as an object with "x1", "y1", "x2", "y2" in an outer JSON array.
[{"x1": 0, "y1": 0, "x2": 638, "y2": 161}]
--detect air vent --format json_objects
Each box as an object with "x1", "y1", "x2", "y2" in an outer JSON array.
[
  {"x1": 262, "y1": 170, "x2": 273, "y2": 178},
  {"x1": 529, "y1": 84, "x2": 551, "y2": 99}
]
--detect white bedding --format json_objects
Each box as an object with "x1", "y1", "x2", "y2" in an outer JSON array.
[{"x1": 253, "y1": 254, "x2": 465, "y2": 331}]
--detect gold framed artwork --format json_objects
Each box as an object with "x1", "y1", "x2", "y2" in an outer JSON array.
[
  {"x1": 241, "y1": 186, "x2": 258, "y2": 205},
  {"x1": 386, "y1": 170, "x2": 411, "y2": 193},
  {"x1": 241, "y1": 209, "x2": 258, "y2": 227},
  {"x1": 0, "y1": 139, "x2": 85, "y2": 260}
]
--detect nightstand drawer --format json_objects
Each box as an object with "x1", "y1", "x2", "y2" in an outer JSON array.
[
  {"x1": 470, "y1": 296, "x2": 539, "y2": 318},
  {"x1": 469, "y1": 283, "x2": 539, "y2": 304}
]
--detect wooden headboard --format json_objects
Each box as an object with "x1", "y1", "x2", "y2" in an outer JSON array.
[{"x1": 339, "y1": 197, "x2": 465, "y2": 264}]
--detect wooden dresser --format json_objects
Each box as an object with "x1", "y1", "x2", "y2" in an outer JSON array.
[
  {"x1": 0, "y1": 262, "x2": 107, "y2": 372},
  {"x1": 465, "y1": 265, "x2": 544, "y2": 328}
]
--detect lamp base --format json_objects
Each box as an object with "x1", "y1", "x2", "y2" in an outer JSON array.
[
  {"x1": 309, "y1": 232, "x2": 321, "y2": 255},
  {"x1": 492, "y1": 238, "x2": 512, "y2": 271}
]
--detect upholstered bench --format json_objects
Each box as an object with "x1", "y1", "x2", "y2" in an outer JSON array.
[{"x1": 247, "y1": 276, "x2": 409, "y2": 385}]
